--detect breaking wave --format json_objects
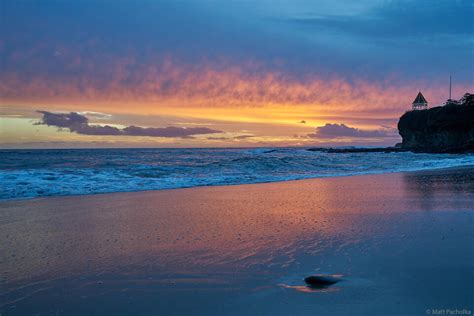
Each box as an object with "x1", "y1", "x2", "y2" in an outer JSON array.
[{"x1": 1, "y1": 147, "x2": 474, "y2": 200}]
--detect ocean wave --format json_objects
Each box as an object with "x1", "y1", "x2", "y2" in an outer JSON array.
[{"x1": 1, "y1": 148, "x2": 474, "y2": 200}]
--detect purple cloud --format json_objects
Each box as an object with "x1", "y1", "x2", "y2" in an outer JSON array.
[
  {"x1": 309, "y1": 123, "x2": 388, "y2": 138},
  {"x1": 36, "y1": 111, "x2": 221, "y2": 138}
]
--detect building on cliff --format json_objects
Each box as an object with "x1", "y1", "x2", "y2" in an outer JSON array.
[
  {"x1": 398, "y1": 92, "x2": 474, "y2": 153},
  {"x1": 412, "y1": 92, "x2": 428, "y2": 110}
]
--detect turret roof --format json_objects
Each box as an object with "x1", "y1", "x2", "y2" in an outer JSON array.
[{"x1": 413, "y1": 92, "x2": 427, "y2": 104}]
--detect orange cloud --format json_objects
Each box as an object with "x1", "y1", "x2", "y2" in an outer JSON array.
[{"x1": 1, "y1": 58, "x2": 472, "y2": 128}]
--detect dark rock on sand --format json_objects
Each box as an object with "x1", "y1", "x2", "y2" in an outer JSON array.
[{"x1": 304, "y1": 275, "x2": 341, "y2": 287}]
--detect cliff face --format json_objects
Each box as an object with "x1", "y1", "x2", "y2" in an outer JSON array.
[{"x1": 398, "y1": 94, "x2": 474, "y2": 153}]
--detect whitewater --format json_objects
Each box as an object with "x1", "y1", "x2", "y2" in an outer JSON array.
[{"x1": 1, "y1": 147, "x2": 474, "y2": 200}]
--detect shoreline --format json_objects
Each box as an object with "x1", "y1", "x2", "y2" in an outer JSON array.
[
  {"x1": 1, "y1": 166, "x2": 473, "y2": 315},
  {"x1": 2, "y1": 164, "x2": 474, "y2": 203}
]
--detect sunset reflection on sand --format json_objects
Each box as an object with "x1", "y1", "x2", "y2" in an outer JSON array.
[{"x1": 1, "y1": 168, "x2": 474, "y2": 315}]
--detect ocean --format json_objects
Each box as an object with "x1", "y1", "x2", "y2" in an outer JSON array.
[{"x1": 1, "y1": 147, "x2": 474, "y2": 200}]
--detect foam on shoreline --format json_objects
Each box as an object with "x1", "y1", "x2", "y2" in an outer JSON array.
[{"x1": 2, "y1": 147, "x2": 474, "y2": 200}]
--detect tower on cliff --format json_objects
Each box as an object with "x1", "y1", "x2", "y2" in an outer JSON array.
[{"x1": 412, "y1": 92, "x2": 428, "y2": 110}]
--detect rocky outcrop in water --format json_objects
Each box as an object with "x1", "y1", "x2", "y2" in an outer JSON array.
[{"x1": 397, "y1": 93, "x2": 474, "y2": 153}]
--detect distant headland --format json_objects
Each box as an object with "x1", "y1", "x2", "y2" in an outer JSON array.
[
  {"x1": 308, "y1": 92, "x2": 473, "y2": 154},
  {"x1": 398, "y1": 92, "x2": 474, "y2": 153}
]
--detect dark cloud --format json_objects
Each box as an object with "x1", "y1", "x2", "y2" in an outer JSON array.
[
  {"x1": 2, "y1": 0, "x2": 472, "y2": 94},
  {"x1": 37, "y1": 111, "x2": 221, "y2": 138},
  {"x1": 309, "y1": 123, "x2": 388, "y2": 138},
  {"x1": 38, "y1": 111, "x2": 87, "y2": 127},
  {"x1": 286, "y1": 0, "x2": 472, "y2": 43}
]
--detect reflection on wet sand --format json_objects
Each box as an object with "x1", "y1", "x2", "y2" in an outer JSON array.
[
  {"x1": 402, "y1": 167, "x2": 474, "y2": 210},
  {"x1": 1, "y1": 180, "x2": 360, "y2": 285},
  {"x1": 279, "y1": 284, "x2": 342, "y2": 293},
  {"x1": 1, "y1": 167, "x2": 474, "y2": 315}
]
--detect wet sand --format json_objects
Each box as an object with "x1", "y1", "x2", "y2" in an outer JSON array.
[{"x1": 1, "y1": 167, "x2": 474, "y2": 315}]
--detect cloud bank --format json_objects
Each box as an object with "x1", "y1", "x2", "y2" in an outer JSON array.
[
  {"x1": 4, "y1": 59, "x2": 470, "y2": 116},
  {"x1": 309, "y1": 123, "x2": 389, "y2": 139},
  {"x1": 37, "y1": 111, "x2": 221, "y2": 138},
  {"x1": 1, "y1": 0, "x2": 472, "y2": 113}
]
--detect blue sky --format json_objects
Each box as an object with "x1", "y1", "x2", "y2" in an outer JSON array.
[{"x1": 2, "y1": 0, "x2": 472, "y2": 81}]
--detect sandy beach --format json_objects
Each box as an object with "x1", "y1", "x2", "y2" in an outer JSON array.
[{"x1": 1, "y1": 167, "x2": 474, "y2": 315}]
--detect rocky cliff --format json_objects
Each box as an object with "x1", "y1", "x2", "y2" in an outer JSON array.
[{"x1": 398, "y1": 93, "x2": 474, "y2": 153}]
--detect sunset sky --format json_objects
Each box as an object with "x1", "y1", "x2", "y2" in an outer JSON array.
[{"x1": 1, "y1": 0, "x2": 473, "y2": 148}]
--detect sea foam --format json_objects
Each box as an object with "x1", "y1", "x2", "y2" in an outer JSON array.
[{"x1": 1, "y1": 147, "x2": 474, "y2": 200}]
